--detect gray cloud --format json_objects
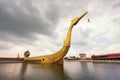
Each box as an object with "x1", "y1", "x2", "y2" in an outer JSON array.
[
  {"x1": 113, "y1": 2, "x2": 120, "y2": 8},
  {"x1": 0, "y1": 0, "x2": 120, "y2": 57},
  {"x1": 0, "y1": 44, "x2": 11, "y2": 50},
  {"x1": 0, "y1": 0, "x2": 62, "y2": 40}
]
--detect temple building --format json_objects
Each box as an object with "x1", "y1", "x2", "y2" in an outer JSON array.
[
  {"x1": 79, "y1": 53, "x2": 86, "y2": 59},
  {"x1": 92, "y1": 53, "x2": 120, "y2": 60}
]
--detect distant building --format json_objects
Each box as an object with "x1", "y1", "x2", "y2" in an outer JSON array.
[
  {"x1": 92, "y1": 53, "x2": 120, "y2": 60},
  {"x1": 64, "y1": 56, "x2": 78, "y2": 60},
  {"x1": 79, "y1": 53, "x2": 86, "y2": 59},
  {"x1": 78, "y1": 53, "x2": 91, "y2": 60}
]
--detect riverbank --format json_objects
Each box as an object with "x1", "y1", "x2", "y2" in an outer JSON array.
[
  {"x1": 92, "y1": 60, "x2": 120, "y2": 63},
  {"x1": 65, "y1": 59, "x2": 120, "y2": 63}
]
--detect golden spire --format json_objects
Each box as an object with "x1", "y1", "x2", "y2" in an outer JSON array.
[{"x1": 17, "y1": 53, "x2": 20, "y2": 58}]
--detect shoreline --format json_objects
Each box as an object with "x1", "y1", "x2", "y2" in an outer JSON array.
[{"x1": 64, "y1": 59, "x2": 120, "y2": 63}]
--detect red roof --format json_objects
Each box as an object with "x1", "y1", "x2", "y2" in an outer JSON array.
[{"x1": 92, "y1": 53, "x2": 120, "y2": 59}]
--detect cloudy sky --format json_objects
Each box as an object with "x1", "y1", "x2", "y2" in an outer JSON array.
[{"x1": 0, "y1": 0, "x2": 120, "y2": 58}]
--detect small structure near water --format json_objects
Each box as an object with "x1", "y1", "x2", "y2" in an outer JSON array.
[{"x1": 64, "y1": 53, "x2": 120, "y2": 63}]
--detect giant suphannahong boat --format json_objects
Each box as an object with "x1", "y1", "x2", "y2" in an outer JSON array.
[{"x1": 24, "y1": 12, "x2": 87, "y2": 64}]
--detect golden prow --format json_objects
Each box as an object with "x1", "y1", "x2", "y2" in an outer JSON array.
[{"x1": 24, "y1": 11, "x2": 87, "y2": 63}]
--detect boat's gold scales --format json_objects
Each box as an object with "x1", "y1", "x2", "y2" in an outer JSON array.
[{"x1": 24, "y1": 12, "x2": 87, "y2": 63}]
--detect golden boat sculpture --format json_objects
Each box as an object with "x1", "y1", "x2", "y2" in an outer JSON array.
[{"x1": 24, "y1": 12, "x2": 87, "y2": 64}]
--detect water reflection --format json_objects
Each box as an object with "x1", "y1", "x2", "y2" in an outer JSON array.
[
  {"x1": 18, "y1": 63, "x2": 68, "y2": 80},
  {"x1": 64, "y1": 61, "x2": 82, "y2": 79},
  {"x1": 0, "y1": 63, "x2": 22, "y2": 80},
  {"x1": 0, "y1": 61, "x2": 120, "y2": 80},
  {"x1": 64, "y1": 61, "x2": 95, "y2": 80},
  {"x1": 18, "y1": 63, "x2": 27, "y2": 80},
  {"x1": 93, "y1": 63, "x2": 120, "y2": 80}
]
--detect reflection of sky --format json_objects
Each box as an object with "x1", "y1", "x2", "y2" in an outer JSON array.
[
  {"x1": 18, "y1": 63, "x2": 69, "y2": 80},
  {"x1": 64, "y1": 61, "x2": 120, "y2": 80},
  {"x1": 0, "y1": 63, "x2": 22, "y2": 79},
  {"x1": 93, "y1": 63, "x2": 120, "y2": 80},
  {"x1": 0, "y1": 62, "x2": 120, "y2": 80},
  {"x1": 64, "y1": 61, "x2": 82, "y2": 79},
  {"x1": 64, "y1": 61, "x2": 95, "y2": 80}
]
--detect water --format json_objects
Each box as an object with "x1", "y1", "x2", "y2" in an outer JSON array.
[{"x1": 0, "y1": 61, "x2": 120, "y2": 80}]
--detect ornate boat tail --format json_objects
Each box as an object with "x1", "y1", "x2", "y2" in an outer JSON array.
[{"x1": 24, "y1": 11, "x2": 87, "y2": 64}]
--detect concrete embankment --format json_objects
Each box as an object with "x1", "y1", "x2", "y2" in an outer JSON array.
[
  {"x1": 92, "y1": 60, "x2": 120, "y2": 63},
  {"x1": 79, "y1": 60, "x2": 93, "y2": 62},
  {"x1": 0, "y1": 58, "x2": 24, "y2": 63},
  {"x1": 79, "y1": 60, "x2": 120, "y2": 63},
  {"x1": 65, "y1": 59, "x2": 120, "y2": 63}
]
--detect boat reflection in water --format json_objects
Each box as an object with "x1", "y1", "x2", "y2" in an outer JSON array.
[
  {"x1": 0, "y1": 61, "x2": 120, "y2": 80},
  {"x1": 18, "y1": 63, "x2": 68, "y2": 80}
]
